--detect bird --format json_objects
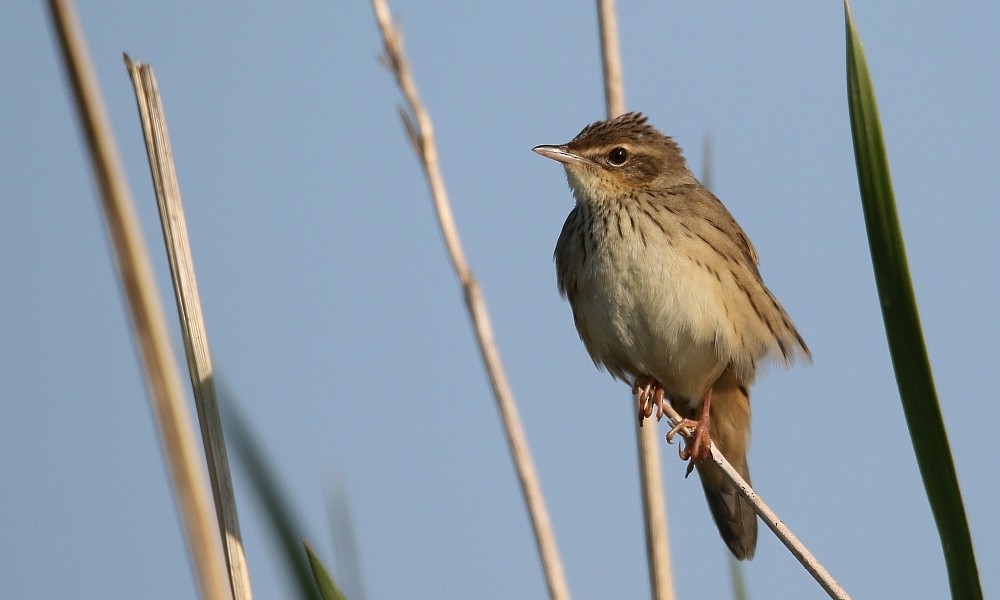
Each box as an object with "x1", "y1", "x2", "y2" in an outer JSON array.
[{"x1": 533, "y1": 112, "x2": 810, "y2": 560}]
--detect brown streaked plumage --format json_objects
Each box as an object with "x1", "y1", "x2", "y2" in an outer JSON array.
[{"x1": 533, "y1": 112, "x2": 809, "y2": 560}]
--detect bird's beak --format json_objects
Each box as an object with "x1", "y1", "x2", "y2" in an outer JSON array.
[{"x1": 533, "y1": 144, "x2": 592, "y2": 168}]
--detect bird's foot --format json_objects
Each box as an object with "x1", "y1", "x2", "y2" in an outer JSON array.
[
  {"x1": 632, "y1": 376, "x2": 666, "y2": 426},
  {"x1": 669, "y1": 388, "x2": 714, "y2": 477},
  {"x1": 665, "y1": 418, "x2": 699, "y2": 445},
  {"x1": 680, "y1": 422, "x2": 713, "y2": 477}
]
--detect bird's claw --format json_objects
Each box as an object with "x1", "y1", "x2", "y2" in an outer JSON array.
[
  {"x1": 632, "y1": 376, "x2": 666, "y2": 426},
  {"x1": 665, "y1": 418, "x2": 698, "y2": 444},
  {"x1": 666, "y1": 417, "x2": 711, "y2": 478}
]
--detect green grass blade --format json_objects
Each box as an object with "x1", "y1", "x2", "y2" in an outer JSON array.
[
  {"x1": 844, "y1": 4, "x2": 982, "y2": 599},
  {"x1": 727, "y1": 555, "x2": 749, "y2": 600},
  {"x1": 326, "y1": 479, "x2": 369, "y2": 600},
  {"x1": 222, "y1": 393, "x2": 322, "y2": 600},
  {"x1": 304, "y1": 541, "x2": 348, "y2": 600}
]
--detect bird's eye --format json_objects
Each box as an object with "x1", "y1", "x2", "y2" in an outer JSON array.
[{"x1": 608, "y1": 147, "x2": 629, "y2": 166}]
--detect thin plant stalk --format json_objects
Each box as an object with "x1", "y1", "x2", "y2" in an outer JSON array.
[
  {"x1": 658, "y1": 405, "x2": 850, "y2": 600},
  {"x1": 596, "y1": 0, "x2": 625, "y2": 118},
  {"x1": 124, "y1": 56, "x2": 253, "y2": 600},
  {"x1": 844, "y1": 3, "x2": 982, "y2": 598},
  {"x1": 45, "y1": 2, "x2": 229, "y2": 598},
  {"x1": 369, "y1": 2, "x2": 571, "y2": 599},
  {"x1": 595, "y1": 2, "x2": 674, "y2": 598}
]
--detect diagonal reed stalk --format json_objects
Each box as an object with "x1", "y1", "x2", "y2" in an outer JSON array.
[
  {"x1": 45, "y1": 2, "x2": 229, "y2": 598},
  {"x1": 654, "y1": 394, "x2": 851, "y2": 599},
  {"x1": 124, "y1": 56, "x2": 254, "y2": 600},
  {"x1": 594, "y1": 2, "x2": 674, "y2": 599},
  {"x1": 844, "y1": 3, "x2": 982, "y2": 598},
  {"x1": 369, "y1": 2, "x2": 570, "y2": 599}
]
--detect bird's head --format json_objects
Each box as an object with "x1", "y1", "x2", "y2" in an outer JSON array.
[{"x1": 533, "y1": 112, "x2": 694, "y2": 204}]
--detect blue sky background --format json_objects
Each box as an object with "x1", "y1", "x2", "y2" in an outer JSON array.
[{"x1": 2, "y1": 2, "x2": 998, "y2": 599}]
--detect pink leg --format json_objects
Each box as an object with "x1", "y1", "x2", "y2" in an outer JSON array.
[{"x1": 666, "y1": 388, "x2": 713, "y2": 477}]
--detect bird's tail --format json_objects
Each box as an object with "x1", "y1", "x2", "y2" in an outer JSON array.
[{"x1": 693, "y1": 371, "x2": 757, "y2": 560}]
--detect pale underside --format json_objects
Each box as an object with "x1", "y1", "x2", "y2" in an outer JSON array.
[{"x1": 556, "y1": 172, "x2": 805, "y2": 410}]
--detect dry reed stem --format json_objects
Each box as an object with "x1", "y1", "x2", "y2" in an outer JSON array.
[
  {"x1": 597, "y1": 0, "x2": 625, "y2": 118},
  {"x1": 45, "y1": 2, "x2": 230, "y2": 599},
  {"x1": 369, "y1": 2, "x2": 570, "y2": 599},
  {"x1": 124, "y1": 56, "x2": 253, "y2": 600},
  {"x1": 657, "y1": 403, "x2": 851, "y2": 600},
  {"x1": 595, "y1": 2, "x2": 675, "y2": 598}
]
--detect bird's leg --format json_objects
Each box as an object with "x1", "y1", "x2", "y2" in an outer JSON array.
[
  {"x1": 632, "y1": 376, "x2": 666, "y2": 426},
  {"x1": 668, "y1": 387, "x2": 713, "y2": 477}
]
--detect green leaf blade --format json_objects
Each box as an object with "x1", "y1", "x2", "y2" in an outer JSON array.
[
  {"x1": 223, "y1": 394, "x2": 322, "y2": 600},
  {"x1": 304, "y1": 541, "x2": 348, "y2": 600},
  {"x1": 844, "y1": 3, "x2": 983, "y2": 599}
]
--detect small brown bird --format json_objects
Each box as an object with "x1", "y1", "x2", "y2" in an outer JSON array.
[{"x1": 533, "y1": 112, "x2": 809, "y2": 560}]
